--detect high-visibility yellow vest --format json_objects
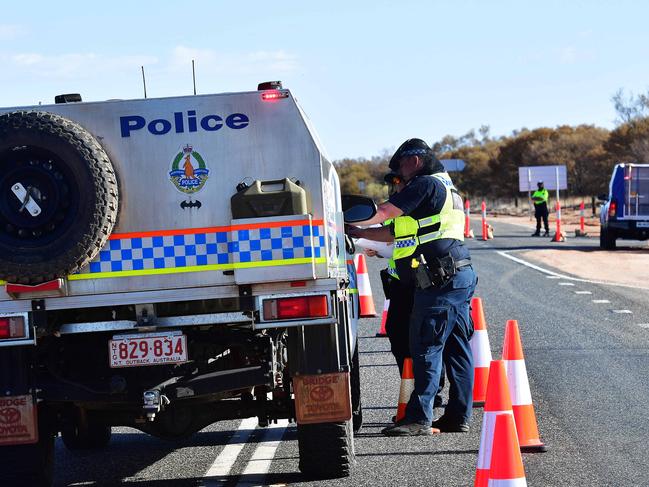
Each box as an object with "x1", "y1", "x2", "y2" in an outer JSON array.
[
  {"x1": 392, "y1": 173, "x2": 465, "y2": 262},
  {"x1": 386, "y1": 257, "x2": 399, "y2": 279},
  {"x1": 382, "y1": 218, "x2": 400, "y2": 280},
  {"x1": 532, "y1": 189, "x2": 549, "y2": 205}
]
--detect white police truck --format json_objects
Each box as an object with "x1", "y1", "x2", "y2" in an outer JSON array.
[{"x1": 0, "y1": 82, "x2": 362, "y2": 485}]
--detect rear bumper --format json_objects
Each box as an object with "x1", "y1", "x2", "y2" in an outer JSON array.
[{"x1": 605, "y1": 220, "x2": 649, "y2": 240}]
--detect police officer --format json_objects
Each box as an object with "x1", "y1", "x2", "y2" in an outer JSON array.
[
  {"x1": 347, "y1": 138, "x2": 477, "y2": 436},
  {"x1": 379, "y1": 173, "x2": 412, "y2": 376},
  {"x1": 379, "y1": 172, "x2": 445, "y2": 410},
  {"x1": 531, "y1": 180, "x2": 550, "y2": 236}
]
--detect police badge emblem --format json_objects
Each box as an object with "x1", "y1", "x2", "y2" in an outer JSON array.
[{"x1": 169, "y1": 144, "x2": 210, "y2": 194}]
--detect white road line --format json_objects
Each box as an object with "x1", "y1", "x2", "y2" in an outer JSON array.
[
  {"x1": 592, "y1": 299, "x2": 611, "y2": 303},
  {"x1": 497, "y1": 250, "x2": 649, "y2": 291},
  {"x1": 575, "y1": 291, "x2": 592, "y2": 295},
  {"x1": 546, "y1": 275, "x2": 561, "y2": 279},
  {"x1": 558, "y1": 282, "x2": 575, "y2": 286},
  {"x1": 204, "y1": 417, "x2": 258, "y2": 485},
  {"x1": 611, "y1": 309, "x2": 633, "y2": 314},
  {"x1": 637, "y1": 323, "x2": 649, "y2": 328},
  {"x1": 236, "y1": 420, "x2": 289, "y2": 487}
]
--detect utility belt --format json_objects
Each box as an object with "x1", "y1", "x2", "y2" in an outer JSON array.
[{"x1": 411, "y1": 254, "x2": 471, "y2": 290}]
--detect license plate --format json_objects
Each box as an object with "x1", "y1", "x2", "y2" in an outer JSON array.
[
  {"x1": 637, "y1": 221, "x2": 649, "y2": 228},
  {"x1": 109, "y1": 331, "x2": 188, "y2": 368}
]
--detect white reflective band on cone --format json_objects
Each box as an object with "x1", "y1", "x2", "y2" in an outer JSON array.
[
  {"x1": 477, "y1": 410, "x2": 514, "y2": 469},
  {"x1": 504, "y1": 359, "x2": 533, "y2": 406},
  {"x1": 488, "y1": 478, "x2": 528, "y2": 486},
  {"x1": 470, "y1": 330, "x2": 492, "y2": 368},
  {"x1": 398, "y1": 379, "x2": 415, "y2": 404},
  {"x1": 357, "y1": 273, "x2": 371, "y2": 294}
]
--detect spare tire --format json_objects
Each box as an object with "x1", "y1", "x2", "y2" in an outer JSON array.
[{"x1": 0, "y1": 111, "x2": 118, "y2": 284}]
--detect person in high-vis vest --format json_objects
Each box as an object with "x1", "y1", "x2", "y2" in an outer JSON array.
[
  {"x1": 379, "y1": 173, "x2": 445, "y2": 408},
  {"x1": 531, "y1": 180, "x2": 550, "y2": 236},
  {"x1": 346, "y1": 138, "x2": 477, "y2": 436}
]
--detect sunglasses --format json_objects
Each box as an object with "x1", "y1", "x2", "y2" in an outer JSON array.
[{"x1": 387, "y1": 175, "x2": 403, "y2": 185}]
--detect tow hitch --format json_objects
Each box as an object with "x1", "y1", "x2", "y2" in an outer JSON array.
[{"x1": 143, "y1": 390, "x2": 170, "y2": 421}]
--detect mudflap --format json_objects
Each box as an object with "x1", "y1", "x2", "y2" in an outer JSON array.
[
  {"x1": 0, "y1": 347, "x2": 39, "y2": 446},
  {"x1": 288, "y1": 310, "x2": 356, "y2": 479},
  {"x1": 0, "y1": 394, "x2": 39, "y2": 446},
  {"x1": 293, "y1": 372, "x2": 351, "y2": 425}
]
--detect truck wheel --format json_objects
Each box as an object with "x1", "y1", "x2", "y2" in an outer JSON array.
[
  {"x1": 297, "y1": 420, "x2": 354, "y2": 479},
  {"x1": 0, "y1": 111, "x2": 118, "y2": 284},
  {"x1": 599, "y1": 227, "x2": 616, "y2": 250},
  {"x1": 0, "y1": 406, "x2": 55, "y2": 487},
  {"x1": 61, "y1": 418, "x2": 111, "y2": 450},
  {"x1": 350, "y1": 341, "x2": 363, "y2": 433}
]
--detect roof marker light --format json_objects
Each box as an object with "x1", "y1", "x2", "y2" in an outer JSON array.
[{"x1": 261, "y1": 91, "x2": 289, "y2": 101}]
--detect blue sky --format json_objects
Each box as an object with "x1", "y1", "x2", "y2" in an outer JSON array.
[{"x1": 1, "y1": 0, "x2": 648, "y2": 160}]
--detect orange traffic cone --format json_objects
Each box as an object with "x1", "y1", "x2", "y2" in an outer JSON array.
[
  {"x1": 488, "y1": 413, "x2": 527, "y2": 486},
  {"x1": 474, "y1": 360, "x2": 514, "y2": 487},
  {"x1": 503, "y1": 319, "x2": 547, "y2": 452},
  {"x1": 354, "y1": 254, "x2": 377, "y2": 318},
  {"x1": 470, "y1": 297, "x2": 492, "y2": 407},
  {"x1": 395, "y1": 357, "x2": 414, "y2": 422},
  {"x1": 376, "y1": 298, "x2": 389, "y2": 337}
]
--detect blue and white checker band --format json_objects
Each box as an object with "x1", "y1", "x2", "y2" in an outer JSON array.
[{"x1": 74, "y1": 223, "x2": 326, "y2": 278}]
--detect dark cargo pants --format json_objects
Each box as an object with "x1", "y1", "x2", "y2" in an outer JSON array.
[{"x1": 404, "y1": 266, "x2": 477, "y2": 425}]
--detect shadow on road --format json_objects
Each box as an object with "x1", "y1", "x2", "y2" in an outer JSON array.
[
  {"x1": 108, "y1": 472, "x2": 307, "y2": 486},
  {"x1": 357, "y1": 449, "x2": 478, "y2": 457},
  {"x1": 472, "y1": 244, "x2": 648, "y2": 253},
  {"x1": 471, "y1": 244, "x2": 589, "y2": 252},
  {"x1": 54, "y1": 426, "x2": 301, "y2": 487}
]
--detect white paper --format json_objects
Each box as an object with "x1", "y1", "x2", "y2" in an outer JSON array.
[{"x1": 353, "y1": 238, "x2": 394, "y2": 258}]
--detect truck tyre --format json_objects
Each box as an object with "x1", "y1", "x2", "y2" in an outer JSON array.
[
  {"x1": 0, "y1": 111, "x2": 118, "y2": 284},
  {"x1": 600, "y1": 227, "x2": 616, "y2": 250},
  {"x1": 0, "y1": 406, "x2": 55, "y2": 487},
  {"x1": 350, "y1": 340, "x2": 363, "y2": 433},
  {"x1": 297, "y1": 420, "x2": 354, "y2": 479},
  {"x1": 62, "y1": 420, "x2": 112, "y2": 450}
]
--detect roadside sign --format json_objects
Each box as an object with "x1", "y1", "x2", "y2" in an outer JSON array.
[
  {"x1": 440, "y1": 159, "x2": 466, "y2": 172},
  {"x1": 518, "y1": 165, "x2": 567, "y2": 192}
]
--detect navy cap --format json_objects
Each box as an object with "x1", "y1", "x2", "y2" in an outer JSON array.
[{"x1": 389, "y1": 138, "x2": 432, "y2": 170}]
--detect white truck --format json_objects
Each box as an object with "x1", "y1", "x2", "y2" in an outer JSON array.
[{"x1": 0, "y1": 82, "x2": 363, "y2": 485}]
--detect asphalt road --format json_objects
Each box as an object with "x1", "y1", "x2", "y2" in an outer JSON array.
[{"x1": 52, "y1": 220, "x2": 649, "y2": 486}]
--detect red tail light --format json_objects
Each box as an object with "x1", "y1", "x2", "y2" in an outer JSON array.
[
  {"x1": 608, "y1": 200, "x2": 617, "y2": 218},
  {"x1": 0, "y1": 320, "x2": 9, "y2": 339},
  {"x1": 263, "y1": 295, "x2": 329, "y2": 320},
  {"x1": 0, "y1": 316, "x2": 26, "y2": 339}
]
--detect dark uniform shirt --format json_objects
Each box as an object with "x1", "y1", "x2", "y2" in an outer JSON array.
[{"x1": 389, "y1": 173, "x2": 470, "y2": 283}]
